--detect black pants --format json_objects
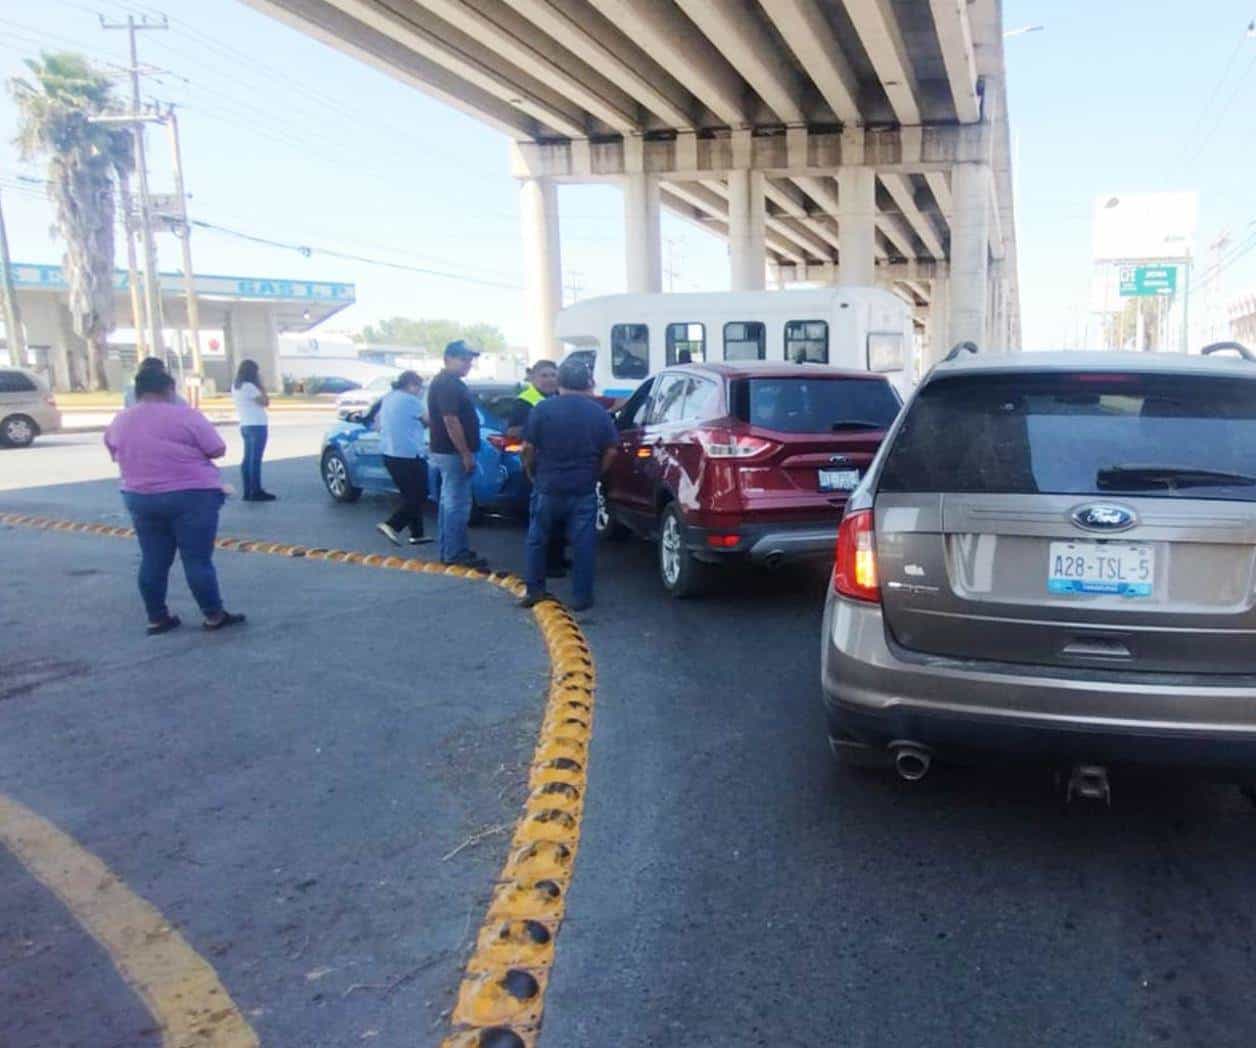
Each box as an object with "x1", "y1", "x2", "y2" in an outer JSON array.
[{"x1": 383, "y1": 455, "x2": 428, "y2": 537}]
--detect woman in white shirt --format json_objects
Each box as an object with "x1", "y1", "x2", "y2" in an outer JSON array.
[{"x1": 231, "y1": 359, "x2": 275, "y2": 502}]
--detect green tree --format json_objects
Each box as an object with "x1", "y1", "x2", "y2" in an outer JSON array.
[
  {"x1": 11, "y1": 52, "x2": 133, "y2": 390},
  {"x1": 360, "y1": 316, "x2": 507, "y2": 355}
]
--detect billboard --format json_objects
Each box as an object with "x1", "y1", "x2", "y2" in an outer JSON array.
[{"x1": 1092, "y1": 192, "x2": 1197, "y2": 262}]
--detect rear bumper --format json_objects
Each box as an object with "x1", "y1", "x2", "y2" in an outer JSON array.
[
  {"x1": 685, "y1": 519, "x2": 838, "y2": 564},
  {"x1": 821, "y1": 593, "x2": 1256, "y2": 771}
]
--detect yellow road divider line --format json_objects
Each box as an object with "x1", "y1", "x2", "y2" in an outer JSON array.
[
  {"x1": 0, "y1": 793, "x2": 259, "y2": 1048},
  {"x1": 0, "y1": 511, "x2": 597, "y2": 1047}
]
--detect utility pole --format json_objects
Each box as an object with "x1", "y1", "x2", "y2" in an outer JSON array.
[
  {"x1": 117, "y1": 171, "x2": 147, "y2": 359},
  {"x1": 101, "y1": 13, "x2": 167, "y2": 365},
  {"x1": 0, "y1": 188, "x2": 27, "y2": 367},
  {"x1": 165, "y1": 106, "x2": 202, "y2": 393}
]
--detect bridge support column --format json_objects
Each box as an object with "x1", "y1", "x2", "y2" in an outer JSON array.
[
  {"x1": 624, "y1": 172, "x2": 661, "y2": 294},
  {"x1": 988, "y1": 258, "x2": 1008, "y2": 348},
  {"x1": 927, "y1": 276, "x2": 950, "y2": 367},
  {"x1": 521, "y1": 176, "x2": 562, "y2": 361},
  {"x1": 727, "y1": 169, "x2": 765, "y2": 291},
  {"x1": 949, "y1": 163, "x2": 991, "y2": 348},
  {"x1": 837, "y1": 169, "x2": 876, "y2": 285}
]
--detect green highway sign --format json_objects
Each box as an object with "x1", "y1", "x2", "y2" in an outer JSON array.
[{"x1": 1119, "y1": 264, "x2": 1178, "y2": 297}]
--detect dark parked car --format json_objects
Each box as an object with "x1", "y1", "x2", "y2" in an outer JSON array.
[
  {"x1": 823, "y1": 344, "x2": 1256, "y2": 794},
  {"x1": 598, "y1": 361, "x2": 901, "y2": 596}
]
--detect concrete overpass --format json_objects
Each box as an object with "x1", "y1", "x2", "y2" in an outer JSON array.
[
  {"x1": 11, "y1": 262, "x2": 354, "y2": 392},
  {"x1": 243, "y1": 0, "x2": 1020, "y2": 363}
]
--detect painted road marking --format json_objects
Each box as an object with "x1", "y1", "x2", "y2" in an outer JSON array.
[
  {"x1": 0, "y1": 512, "x2": 598, "y2": 1046},
  {"x1": 0, "y1": 793, "x2": 259, "y2": 1048}
]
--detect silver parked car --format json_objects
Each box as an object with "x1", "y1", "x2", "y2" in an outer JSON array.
[
  {"x1": 822, "y1": 343, "x2": 1256, "y2": 794},
  {"x1": 0, "y1": 367, "x2": 61, "y2": 448}
]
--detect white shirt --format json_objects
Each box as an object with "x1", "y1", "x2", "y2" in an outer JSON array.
[{"x1": 232, "y1": 381, "x2": 268, "y2": 427}]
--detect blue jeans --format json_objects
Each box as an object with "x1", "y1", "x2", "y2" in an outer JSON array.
[
  {"x1": 122, "y1": 489, "x2": 225, "y2": 621},
  {"x1": 429, "y1": 452, "x2": 473, "y2": 563},
  {"x1": 240, "y1": 425, "x2": 268, "y2": 497},
  {"x1": 525, "y1": 491, "x2": 598, "y2": 604}
]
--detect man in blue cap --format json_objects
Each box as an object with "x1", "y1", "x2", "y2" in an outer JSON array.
[
  {"x1": 427, "y1": 340, "x2": 488, "y2": 570},
  {"x1": 519, "y1": 358, "x2": 617, "y2": 611}
]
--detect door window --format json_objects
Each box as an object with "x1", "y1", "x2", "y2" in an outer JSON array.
[
  {"x1": 724, "y1": 322, "x2": 765, "y2": 361},
  {"x1": 648, "y1": 374, "x2": 688, "y2": 425},
  {"x1": 785, "y1": 320, "x2": 829, "y2": 364},
  {"x1": 0, "y1": 370, "x2": 37, "y2": 393},
  {"x1": 611, "y1": 324, "x2": 649, "y2": 379},
  {"x1": 666, "y1": 322, "x2": 705, "y2": 365},
  {"x1": 683, "y1": 377, "x2": 721, "y2": 421},
  {"x1": 616, "y1": 377, "x2": 655, "y2": 429}
]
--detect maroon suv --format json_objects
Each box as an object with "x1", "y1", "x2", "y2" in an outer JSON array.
[{"x1": 597, "y1": 361, "x2": 902, "y2": 595}]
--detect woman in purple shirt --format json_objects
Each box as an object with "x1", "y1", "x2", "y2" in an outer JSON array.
[{"x1": 104, "y1": 368, "x2": 245, "y2": 635}]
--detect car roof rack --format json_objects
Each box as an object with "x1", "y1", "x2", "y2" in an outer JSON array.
[
  {"x1": 1200, "y1": 341, "x2": 1255, "y2": 361},
  {"x1": 942, "y1": 341, "x2": 979, "y2": 363}
]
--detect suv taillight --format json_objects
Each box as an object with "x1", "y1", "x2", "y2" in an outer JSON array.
[
  {"x1": 696, "y1": 426, "x2": 775, "y2": 459},
  {"x1": 833, "y1": 509, "x2": 879, "y2": 602},
  {"x1": 487, "y1": 433, "x2": 523, "y2": 454}
]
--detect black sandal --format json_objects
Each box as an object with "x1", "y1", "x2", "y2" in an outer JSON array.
[
  {"x1": 146, "y1": 614, "x2": 182, "y2": 636},
  {"x1": 203, "y1": 611, "x2": 247, "y2": 631}
]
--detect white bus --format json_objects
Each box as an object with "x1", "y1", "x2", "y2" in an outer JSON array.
[{"x1": 554, "y1": 287, "x2": 915, "y2": 399}]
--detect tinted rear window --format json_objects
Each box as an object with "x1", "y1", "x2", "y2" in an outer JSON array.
[
  {"x1": 880, "y1": 371, "x2": 1256, "y2": 501},
  {"x1": 731, "y1": 377, "x2": 900, "y2": 434}
]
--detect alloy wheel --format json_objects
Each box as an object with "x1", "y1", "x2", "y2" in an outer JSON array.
[{"x1": 660, "y1": 512, "x2": 682, "y2": 585}]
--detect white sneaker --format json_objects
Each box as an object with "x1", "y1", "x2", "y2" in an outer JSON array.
[{"x1": 376, "y1": 522, "x2": 401, "y2": 546}]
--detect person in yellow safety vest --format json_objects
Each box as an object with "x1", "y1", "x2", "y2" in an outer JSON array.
[
  {"x1": 507, "y1": 360, "x2": 559, "y2": 438},
  {"x1": 507, "y1": 360, "x2": 567, "y2": 576}
]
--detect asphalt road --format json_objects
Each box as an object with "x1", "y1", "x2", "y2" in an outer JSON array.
[{"x1": 4, "y1": 422, "x2": 1256, "y2": 1047}]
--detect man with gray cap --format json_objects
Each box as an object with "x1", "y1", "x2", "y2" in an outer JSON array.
[
  {"x1": 519, "y1": 359, "x2": 616, "y2": 611},
  {"x1": 427, "y1": 340, "x2": 487, "y2": 569}
]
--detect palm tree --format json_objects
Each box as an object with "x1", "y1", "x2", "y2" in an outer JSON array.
[{"x1": 10, "y1": 52, "x2": 133, "y2": 390}]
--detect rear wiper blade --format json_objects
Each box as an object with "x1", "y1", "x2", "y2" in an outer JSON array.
[
  {"x1": 1097, "y1": 464, "x2": 1256, "y2": 489},
  {"x1": 830, "y1": 420, "x2": 885, "y2": 431}
]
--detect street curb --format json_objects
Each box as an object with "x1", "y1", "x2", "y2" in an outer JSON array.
[{"x1": 0, "y1": 512, "x2": 596, "y2": 1048}]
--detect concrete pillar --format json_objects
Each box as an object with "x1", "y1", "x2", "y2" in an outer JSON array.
[
  {"x1": 927, "y1": 276, "x2": 950, "y2": 367},
  {"x1": 837, "y1": 168, "x2": 877, "y2": 286},
  {"x1": 988, "y1": 259, "x2": 1006, "y2": 348},
  {"x1": 520, "y1": 177, "x2": 562, "y2": 361},
  {"x1": 727, "y1": 169, "x2": 765, "y2": 291},
  {"x1": 624, "y1": 172, "x2": 661, "y2": 294},
  {"x1": 225, "y1": 304, "x2": 280, "y2": 391},
  {"x1": 948, "y1": 163, "x2": 992, "y2": 348}
]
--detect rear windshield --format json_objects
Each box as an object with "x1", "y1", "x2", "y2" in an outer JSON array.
[
  {"x1": 879, "y1": 371, "x2": 1256, "y2": 501},
  {"x1": 730, "y1": 377, "x2": 900, "y2": 434}
]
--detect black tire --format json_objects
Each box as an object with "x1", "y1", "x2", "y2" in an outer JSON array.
[
  {"x1": 658, "y1": 502, "x2": 706, "y2": 598},
  {"x1": 1, "y1": 414, "x2": 38, "y2": 448},
  {"x1": 321, "y1": 449, "x2": 361, "y2": 503},
  {"x1": 595, "y1": 481, "x2": 629, "y2": 541}
]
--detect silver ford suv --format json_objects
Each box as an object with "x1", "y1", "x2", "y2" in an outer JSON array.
[{"x1": 821, "y1": 345, "x2": 1256, "y2": 787}]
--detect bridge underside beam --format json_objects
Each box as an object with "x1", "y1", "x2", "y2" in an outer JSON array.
[{"x1": 510, "y1": 124, "x2": 993, "y2": 182}]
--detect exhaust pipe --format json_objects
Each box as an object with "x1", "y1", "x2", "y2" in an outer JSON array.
[
  {"x1": 890, "y1": 742, "x2": 931, "y2": 782},
  {"x1": 762, "y1": 551, "x2": 786, "y2": 569},
  {"x1": 1065, "y1": 764, "x2": 1110, "y2": 805}
]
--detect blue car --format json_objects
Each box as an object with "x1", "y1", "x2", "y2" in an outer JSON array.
[{"x1": 319, "y1": 382, "x2": 531, "y2": 521}]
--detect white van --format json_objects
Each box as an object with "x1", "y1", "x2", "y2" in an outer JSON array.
[{"x1": 554, "y1": 287, "x2": 915, "y2": 400}]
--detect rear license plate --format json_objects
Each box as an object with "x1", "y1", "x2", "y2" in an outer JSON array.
[
  {"x1": 1047, "y1": 541, "x2": 1154, "y2": 597},
  {"x1": 818, "y1": 468, "x2": 860, "y2": 492}
]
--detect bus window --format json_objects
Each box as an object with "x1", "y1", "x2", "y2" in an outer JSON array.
[
  {"x1": 785, "y1": 320, "x2": 828, "y2": 364},
  {"x1": 611, "y1": 324, "x2": 650, "y2": 379},
  {"x1": 666, "y1": 322, "x2": 705, "y2": 365},
  {"x1": 867, "y1": 332, "x2": 905, "y2": 372},
  {"x1": 724, "y1": 321, "x2": 765, "y2": 361}
]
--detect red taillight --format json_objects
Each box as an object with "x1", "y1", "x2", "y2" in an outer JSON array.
[
  {"x1": 833, "y1": 509, "x2": 879, "y2": 603},
  {"x1": 487, "y1": 434, "x2": 523, "y2": 454},
  {"x1": 696, "y1": 426, "x2": 775, "y2": 460},
  {"x1": 706, "y1": 533, "x2": 740, "y2": 548}
]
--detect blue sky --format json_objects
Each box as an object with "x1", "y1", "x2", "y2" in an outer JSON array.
[{"x1": 2, "y1": 0, "x2": 1255, "y2": 349}]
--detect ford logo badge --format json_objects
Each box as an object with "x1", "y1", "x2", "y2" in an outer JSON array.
[{"x1": 1072, "y1": 503, "x2": 1137, "y2": 532}]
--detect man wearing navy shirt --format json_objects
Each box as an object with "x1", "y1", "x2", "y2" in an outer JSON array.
[{"x1": 520, "y1": 359, "x2": 616, "y2": 611}]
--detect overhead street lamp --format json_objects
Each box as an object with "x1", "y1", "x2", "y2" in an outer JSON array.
[{"x1": 1004, "y1": 24, "x2": 1046, "y2": 38}]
